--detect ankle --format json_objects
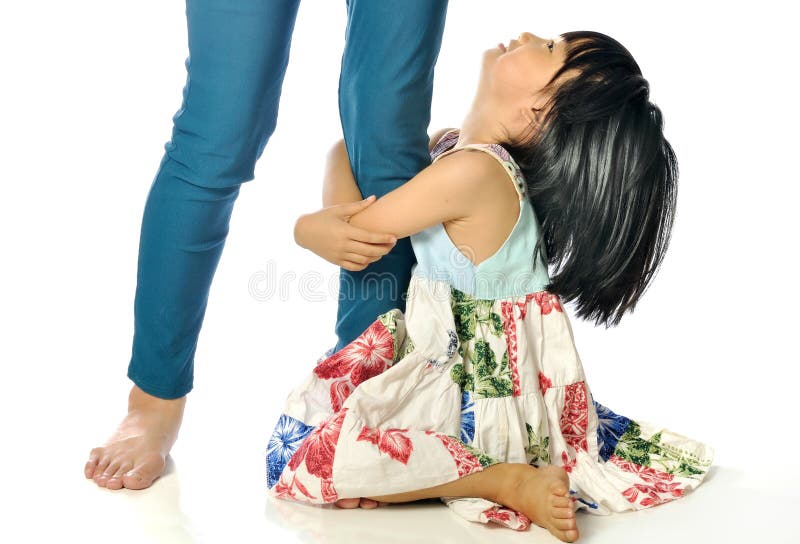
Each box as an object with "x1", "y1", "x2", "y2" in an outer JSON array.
[
  {"x1": 491, "y1": 463, "x2": 530, "y2": 508},
  {"x1": 128, "y1": 385, "x2": 187, "y2": 412}
]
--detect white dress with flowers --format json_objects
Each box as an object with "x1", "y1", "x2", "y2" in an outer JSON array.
[{"x1": 265, "y1": 130, "x2": 715, "y2": 531}]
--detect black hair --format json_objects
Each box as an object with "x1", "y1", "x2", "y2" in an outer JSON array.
[{"x1": 505, "y1": 30, "x2": 678, "y2": 328}]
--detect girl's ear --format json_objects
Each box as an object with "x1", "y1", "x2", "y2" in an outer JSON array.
[{"x1": 523, "y1": 93, "x2": 548, "y2": 127}]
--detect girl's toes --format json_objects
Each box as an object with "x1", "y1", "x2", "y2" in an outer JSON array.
[
  {"x1": 359, "y1": 498, "x2": 378, "y2": 509},
  {"x1": 335, "y1": 498, "x2": 360, "y2": 509},
  {"x1": 554, "y1": 517, "x2": 577, "y2": 532},
  {"x1": 552, "y1": 494, "x2": 572, "y2": 508},
  {"x1": 552, "y1": 506, "x2": 574, "y2": 519},
  {"x1": 563, "y1": 528, "x2": 579, "y2": 542}
]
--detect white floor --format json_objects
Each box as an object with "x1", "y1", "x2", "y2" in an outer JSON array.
[{"x1": 6, "y1": 374, "x2": 795, "y2": 544}]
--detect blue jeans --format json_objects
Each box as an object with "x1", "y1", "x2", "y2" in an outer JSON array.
[{"x1": 126, "y1": 0, "x2": 449, "y2": 399}]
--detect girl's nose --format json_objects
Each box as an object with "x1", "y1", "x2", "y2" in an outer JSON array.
[{"x1": 518, "y1": 32, "x2": 536, "y2": 43}]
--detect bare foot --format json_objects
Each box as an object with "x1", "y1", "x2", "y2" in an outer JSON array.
[
  {"x1": 496, "y1": 464, "x2": 579, "y2": 542},
  {"x1": 334, "y1": 498, "x2": 388, "y2": 509},
  {"x1": 84, "y1": 385, "x2": 186, "y2": 490}
]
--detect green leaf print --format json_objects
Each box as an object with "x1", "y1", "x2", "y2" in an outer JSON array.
[
  {"x1": 450, "y1": 363, "x2": 466, "y2": 389},
  {"x1": 474, "y1": 341, "x2": 497, "y2": 377},
  {"x1": 471, "y1": 341, "x2": 514, "y2": 398},
  {"x1": 452, "y1": 288, "x2": 477, "y2": 342},
  {"x1": 449, "y1": 363, "x2": 474, "y2": 392},
  {"x1": 451, "y1": 287, "x2": 505, "y2": 342},
  {"x1": 525, "y1": 422, "x2": 551, "y2": 466},
  {"x1": 444, "y1": 436, "x2": 498, "y2": 467},
  {"x1": 613, "y1": 421, "x2": 655, "y2": 467},
  {"x1": 378, "y1": 311, "x2": 400, "y2": 360},
  {"x1": 401, "y1": 337, "x2": 415, "y2": 358},
  {"x1": 613, "y1": 421, "x2": 713, "y2": 479},
  {"x1": 489, "y1": 312, "x2": 504, "y2": 336},
  {"x1": 449, "y1": 287, "x2": 514, "y2": 398}
]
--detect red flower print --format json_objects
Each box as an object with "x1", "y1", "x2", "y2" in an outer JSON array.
[
  {"x1": 329, "y1": 379, "x2": 353, "y2": 412},
  {"x1": 313, "y1": 320, "x2": 395, "y2": 409},
  {"x1": 610, "y1": 455, "x2": 678, "y2": 487},
  {"x1": 533, "y1": 292, "x2": 563, "y2": 314},
  {"x1": 500, "y1": 301, "x2": 522, "y2": 397},
  {"x1": 560, "y1": 382, "x2": 589, "y2": 453},
  {"x1": 482, "y1": 506, "x2": 532, "y2": 531},
  {"x1": 561, "y1": 450, "x2": 576, "y2": 473},
  {"x1": 611, "y1": 455, "x2": 684, "y2": 508},
  {"x1": 320, "y1": 477, "x2": 338, "y2": 502},
  {"x1": 274, "y1": 473, "x2": 316, "y2": 502},
  {"x1": 288, "y1": 409, "x2": 348, "y2": 481},
  {"x1": 538, "y1": 372, "x2": 552, "y2": 395},
  {"x1": 425, "y1": 430, "x2": 483, "y2": 477},
  {"x1": 356, "y1": 425, "x2": 414, "y2": 465},
  {"x1": 356, "y1": 425, "x2": 381, "y2": 445}
]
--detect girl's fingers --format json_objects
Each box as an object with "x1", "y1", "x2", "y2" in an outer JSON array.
[
  {"x1": 341, "y1": 260, "x2": 367, "y2": 272},
  {"x1": 348, "y1": 225, "x2": 397, "y2": 245},
  {"x1": 334, "y1": 196, "x2": 376, "y2": 218},
  {"x1": 347, "y1": 240, "x2": 394, "y2": 258},
  {"x1": 343, "y1": 253, "x2": 374, "y2": 266}
]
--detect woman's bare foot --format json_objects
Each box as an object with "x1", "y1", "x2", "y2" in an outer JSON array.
[
  {"x1": 496, "y1": 464, "x2": 579, "y2": 542},
  {"x1": 334, "y1": 498, "x2": 388, "y2": 509},
  {"x1": 84, "y1": 385, "x2": 186, "y2": 491}
]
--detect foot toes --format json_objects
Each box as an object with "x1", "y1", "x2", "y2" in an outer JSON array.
[
  {"x1": 335, "y1": 498, "x2": 360, "y2": 509},
  {"x1": 554, "y1": 517, "x2": 577, "y2": 531},
  {"x1": 563, "y1": 528, "x2": 579, "y2": 542},
  {"x1": 93, "y1": 457, "x2": 113, "y2": 486},
  {"x1": 85, "y1": 447, "x2": 105, "y2": 478},
  {"x1": 121, "y1": 470, "x2": 154, "y2": 490},
  {"x1": 548, "y1": 480, "x2": 569, "y2": 497},
  {"x1": 552, "y1": 506, "x2": 574, "y2": 519},
  {"x1": 359, "y1": 498, "x2": 378, "y2": 509},
  {"x1": 106, "y1": 463, "x2": 133, "y2": 491},
  {"x1": 552, "y1": 494, "x2": 572, "y2": 508}
]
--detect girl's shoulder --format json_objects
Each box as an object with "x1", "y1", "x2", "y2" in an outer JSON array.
[{"x1": 430, "y1": 128, "x2": 526, "y2": 200}]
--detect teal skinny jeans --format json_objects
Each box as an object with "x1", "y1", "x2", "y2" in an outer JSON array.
[{"x1": 126, "y1": 0, "x2": 449, "y2": 399}]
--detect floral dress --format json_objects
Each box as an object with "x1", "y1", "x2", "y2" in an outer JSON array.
[{"x1": 265, "y1": 129, "x2": 715, "y2": 531}]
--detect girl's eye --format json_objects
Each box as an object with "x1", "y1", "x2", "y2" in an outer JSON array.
[{"x1": 547, "y1": 40, "x2": 554, "y2": 52}]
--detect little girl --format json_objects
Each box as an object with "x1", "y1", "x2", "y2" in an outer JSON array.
[{"x1": 265, "y1": 30, "x2": 714, "y2": 542}]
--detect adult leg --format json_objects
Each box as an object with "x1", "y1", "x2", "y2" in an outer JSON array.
[
  {"x1": 85, "y1": 0, "x2": 301, "y2": 490},
  {"x1": 333, "y1": 0, "x2": 449, "y2": 352}
]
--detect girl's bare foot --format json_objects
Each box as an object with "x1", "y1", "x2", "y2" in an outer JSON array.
[
  {"x1": 334, "y1": 498, "x2": 388, "y2": 509},
  {"x1": 84, "y1": 385, "x2": 186, "y2": 490},
  {"x1": 496, "y1": 464, "x2": 579, "y2": 542}
]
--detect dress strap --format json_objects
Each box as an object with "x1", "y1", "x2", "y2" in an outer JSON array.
[
  {"x1": 429, "y1": 128, "x2": 461, "y2": 161},
  {"x1": 430, "y1": 129, "x2": 526, "y2": 201}
]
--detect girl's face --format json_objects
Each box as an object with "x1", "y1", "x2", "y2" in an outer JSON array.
[
  {"x1": 477, "y1": 32, "x2": 571, "y2": 135},
  {"x1": 492, "y1": 32, "x2": 567, "y2": 93}
]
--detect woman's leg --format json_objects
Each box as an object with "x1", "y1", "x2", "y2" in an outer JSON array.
[
  {"x1": 331, "y1": 0, "x2": 447, "y2": 511},
  {"x1": 367, "y1": 463, "x2": 580, "y2": 543},
  {"x1": 332, "y1": 0, "x2": 449, "y2": 352},
  {"x1": 85, "y1": 0, "x2": 302, "y2": 490}
]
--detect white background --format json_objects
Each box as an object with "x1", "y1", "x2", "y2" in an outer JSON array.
[{"x1": 1, "y1": 1, "x2": 798, "y2": 542}]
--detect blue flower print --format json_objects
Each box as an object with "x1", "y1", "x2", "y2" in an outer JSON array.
[
  {"x1": 460, "y1": 390, "x2": 475, "y2": 444},
  {"x1": 593, "y1": 400, "x2": 632, "y2": 461},
  {"x1": 569, "y1": 489, "x2": 598, "y2": 510},
  {"x1": 266, "y1": 413, "x2": 314, "y2": 488}
]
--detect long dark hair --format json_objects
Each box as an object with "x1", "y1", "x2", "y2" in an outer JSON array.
[{"x1": 505, "y1": 31, "x2": 678, "y2": 328}]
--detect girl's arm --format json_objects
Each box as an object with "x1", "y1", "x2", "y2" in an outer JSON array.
[
  {"x1": 321, "y1": 128, "x2": 457, "y2": 207},
  {"x1": 297, "y1": 131, "x2": 497, "y2": 243},
  {"x1": 321, "y1": 139, "x2": 364, "y2": 207},
  {"x1": 295, "y1": 129, "x2": 491, "y2": 270}
]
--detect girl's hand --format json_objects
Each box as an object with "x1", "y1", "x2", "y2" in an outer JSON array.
[{"x1": 294, "y1": 196, "x2": 398, "y2": 272}]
